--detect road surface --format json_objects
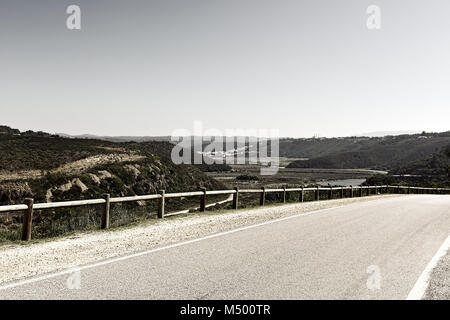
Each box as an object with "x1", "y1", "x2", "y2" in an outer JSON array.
[{"x1": 1, "y1": 195, "x2": 449, "y2": 299}]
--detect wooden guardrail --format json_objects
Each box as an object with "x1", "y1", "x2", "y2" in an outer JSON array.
[{"x1": 0, "y1": 185, "x2": 449, "y2": 241}]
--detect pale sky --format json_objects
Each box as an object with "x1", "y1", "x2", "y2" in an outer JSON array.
[{"x1": 1, "y1": 0, "x2": 449, "y2": 137}]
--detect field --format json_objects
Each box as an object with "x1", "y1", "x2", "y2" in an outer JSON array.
[{"x1": 207, "y1": 160, "x2": 386, "y2": 190}]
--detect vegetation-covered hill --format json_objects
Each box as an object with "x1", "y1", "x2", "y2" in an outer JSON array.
[
  {"x1": 0, "y1": 126, "x2": 225, "y2": 205},
  {"x1": 57, "y1": 130, "x2": 450, "y2": 171},
  {"x1": 390, "y1": 145, "x2": 450, "y2": 177},
  {"x1": 0, "y1": 126, "x2": 232, "y2": 241},
  {"x1": 0, "y1": 133, "x2": 126, "y2": 172},
  {"x1": 364, "y1": 146, "x2": 450, "y2": 187},
  {"x1": 285, "y1": 132, "x2": 450, "y2": 170}
]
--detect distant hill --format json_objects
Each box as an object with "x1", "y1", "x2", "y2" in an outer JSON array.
[
  {"x1": 285, "y1": 132, "x2": 450, "y2": 170},
  {"x1": 390, "y1": 145, "x2": 450, "y2": 177},
  {"x1": 354, "y1": 130, "x2": 423, "y2": 137},
  {"x1": 286, "y1": 152, "x2": 378, "y2": 169},
  {"x1": 13, "y1": 126, "x2": 450, "y2": 172},
  {"x1": 364, "y1": 146, "x2": 450, "y2": 187},
  {"x1": 0, "y1": 125, "x2": 20, "y2": 135},
  {"x1": 57, "y1": 133, "x2": 172, "y2": 143}
]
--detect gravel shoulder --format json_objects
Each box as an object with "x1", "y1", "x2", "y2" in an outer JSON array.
[
  {"x1": 0, "y1": 195, "x2": 401, "y2": 285},
  {"x1": 424, "y1": 249, "x2": 450, "y2": 299}
]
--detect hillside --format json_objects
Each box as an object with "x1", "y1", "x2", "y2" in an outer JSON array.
[
  {"x1": 0, "y1": 126, "x2": 225, "y2": 206},
  {"x1": 364, "y1": 146, "x2": 450, "y2": 187},
  {"x1": 57, "y1": 131, "x2": 450, "y2": 172},
  {"x1": 390, "y1": 145, "x2": 450, "y2": 177},
  {"x1": 285, "y1": 132, "x2": 450, "y2": 170}
]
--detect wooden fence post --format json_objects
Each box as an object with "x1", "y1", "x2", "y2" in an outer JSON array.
[
  {"x1": 299, "y1": 186, "x2": 304, "y2": 202},
  {"x1": 407, "y1": 187, "x2": 411, "y2": 194},
  {"x1": 328, "y1": 187, "x2": 333, "y2": 200},
  {"x1": 367, "y1": 187, "x2": 370, "y2": 196},
  {"x1": 260, "y1": 187, "x2": 265, "y2": 206},
  {"x1": 21, "y1": 198, "x2": 34, "y2": 241},
  {"x1": 282, "y1": 186, "x2": 286, "y2": 203},
  {"x1": 200, "y1": 187, "x2": 206, "y2": 212},
  {"x1": 232, "y1": 187, "x2": 239, "y2": 209},
  {"x1": 350, "y1": 186, "x2": 354, "y2": 198},
  {"x1": 360, "y1": 187, "x2": 363, "y2": 197},
  {"x1": 101, "y1": 193, "x2": 110, "y2": 229},
  {"x1": 315, "y1": 186, "x2": 320, "y2": 201},
  {"x1": 340, "y1": 187, "x2": 344, "y2": 198},
  {"x1": 158, "y1": 190, "x2": 165, "y2": 218}
]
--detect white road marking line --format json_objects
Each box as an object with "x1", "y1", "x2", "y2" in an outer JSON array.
[
  {"x1": 0, "y1": 202, "x2": 358, "y2": 291},
  {"x1": 406, "y1": 235, "x2": 450, "y2": 300}
]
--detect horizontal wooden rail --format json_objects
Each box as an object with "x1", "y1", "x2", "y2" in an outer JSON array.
[
  {"x1": 165, "y1": 191, "x2": 204, "y2": 198},
  {"x1": 205, "y1": 190, "x2": 236, "y2": 195},
  {"x1": 34, "y1": 199, "x2": 107, "y2": 210},
  {"x1": 0, "y1": 184, "x2": 448, "y2": 241},
  {"x1": 284, "y1": 188, "x2": 302, "y2": 192},
  {"x1": 0, "y1": 204, "x2": 28, "y2": 213},
  {"x1": 110, "y1": 194, "x2": 161, "y2": 203},
  {"x1": 238, "y1": 189, "x2": 264, "y2": 193}
]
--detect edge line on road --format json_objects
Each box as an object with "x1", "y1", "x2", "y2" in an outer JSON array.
[
  {"x1": 406, "y1": 234, "x2": 450, "y2": 300},
  {"x1": 0, "y1": 201, "x2": 367, "y2": 291}
]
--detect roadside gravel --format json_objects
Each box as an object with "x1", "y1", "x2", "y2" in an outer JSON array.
[
  {"x1": 0, "y1": 195, "x2": 401, "y2": 285},
  {"x1": 424, "y1": 249, "x2": 450, "y2": 299}
]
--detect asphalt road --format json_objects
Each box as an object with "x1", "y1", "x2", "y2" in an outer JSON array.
[{"x1": 1, "y1": 195, "x2": 449, "y2": 299}]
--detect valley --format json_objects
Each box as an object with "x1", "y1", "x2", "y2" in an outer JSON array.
[{"x1": 0, "y1": 125, "x2": 449, "y2": 243}]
